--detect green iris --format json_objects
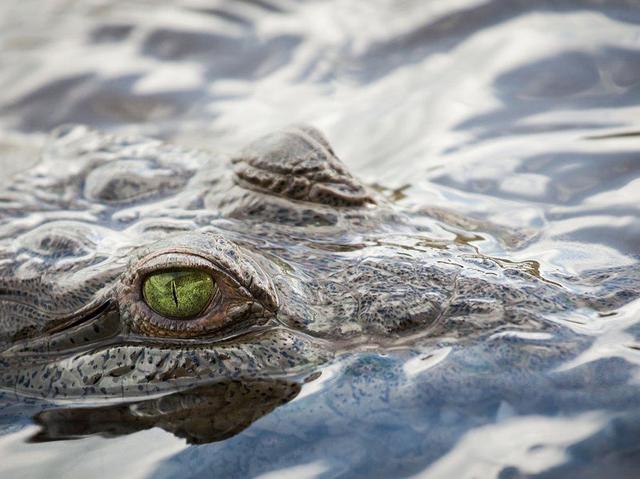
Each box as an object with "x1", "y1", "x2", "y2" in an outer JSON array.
[{"x1": 142, "y1": 269, "x2": 215, "y2": 318}]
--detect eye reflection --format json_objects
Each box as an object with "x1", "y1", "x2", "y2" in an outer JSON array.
[{"x1": 142, "y1": 269, "x2": 215, "y2": 319}]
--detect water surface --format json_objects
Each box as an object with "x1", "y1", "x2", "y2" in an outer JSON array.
[{"x1": 1, "y1": 1, "x2": 640, "y2": 478}]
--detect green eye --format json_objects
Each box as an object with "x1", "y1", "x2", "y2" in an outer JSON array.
[{"x1": 142, "y1": 269, "x2": 215, "y2": 319}]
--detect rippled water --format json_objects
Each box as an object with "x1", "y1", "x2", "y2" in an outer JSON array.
[{"x1": 1, "y1": 1, "x2": 640, "y2": 478}]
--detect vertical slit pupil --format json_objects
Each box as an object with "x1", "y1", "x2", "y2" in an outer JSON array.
[{"x1": 171, "y1": 280, "x2": 179, "y2": 307}]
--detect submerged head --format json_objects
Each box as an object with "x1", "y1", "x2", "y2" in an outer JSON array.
[
  {"x1": 1, "y1": 124, "x2": 629, "y2": 446},
  {"x1": 0, "y1": 124, "x2": 588, "y2": 405},
  {"x1": 0, "y1": 125, "x2": 454, "y2": 400}
]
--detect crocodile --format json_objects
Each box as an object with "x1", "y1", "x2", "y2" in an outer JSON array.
[{"x1": 0, "y1": 125, "x2": 636, "y2": 442}]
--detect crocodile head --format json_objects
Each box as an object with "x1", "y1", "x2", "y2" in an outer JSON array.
[
  {"x1": 0, "y1": 125, "x2": 450, "y2": 399},
  {"x1": 2, "y1": 125, "x2": 627, "y2": 442}
]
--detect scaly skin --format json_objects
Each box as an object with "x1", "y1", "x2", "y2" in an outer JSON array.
[{"x1": 0, "y1": 125, "x2": 636, "y2": 443}]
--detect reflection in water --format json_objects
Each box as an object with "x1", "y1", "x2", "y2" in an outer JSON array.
[
  {"x1": 31, "y1": 380, "x2": 301, "y2": 445},
  {"x1": 1, "y1": 0, "x2": 640, "y2": 478}
]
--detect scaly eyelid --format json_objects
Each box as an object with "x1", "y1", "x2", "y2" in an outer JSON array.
[{"x1": 135, "y1": 251, "x2": 218, "y2": 278}]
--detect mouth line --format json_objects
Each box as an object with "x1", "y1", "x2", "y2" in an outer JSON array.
[
  {"x1": 6, "y1": 306, "x2": 290, "y2": 360},
  {"x1": 44, "y1": 300, "x2": 115, "y2": 335}
]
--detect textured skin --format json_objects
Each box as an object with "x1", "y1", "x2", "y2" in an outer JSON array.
[
  {"x1": 0, "y1": 125, "x2": 637, "y2": 442},
  {"x1": 233, "y1": 126, "x2": 374, "y2": 206}
]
